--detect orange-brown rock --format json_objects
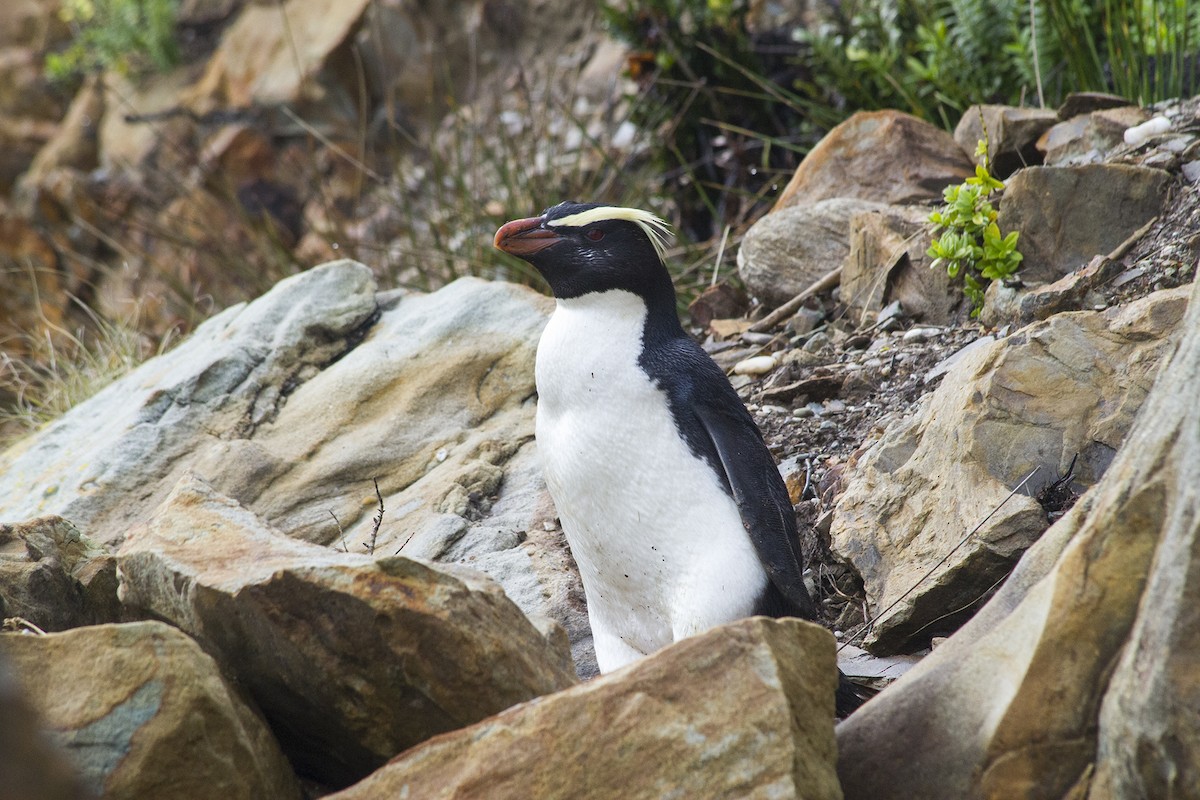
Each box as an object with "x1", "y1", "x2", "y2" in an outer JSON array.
[
  {"x1": 330, "y1": 617, "x2": 842, "y2": 800},
  {"x1": 773, "y1": 110, "x2": 974, "y2": 211},
  {"x1": 117, "y1": 474, "x2": 578, "y2": 788},
  {"x1": 4, "y1": 621, "x2": 301, "y2": 800}
]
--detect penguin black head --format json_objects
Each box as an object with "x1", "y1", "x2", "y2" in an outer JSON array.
[{"x1": 493, "y1": 201, "x2": 675, "y2": 301}]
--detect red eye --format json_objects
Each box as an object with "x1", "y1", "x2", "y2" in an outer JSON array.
[{"x1": 586, "y1": 228, "x2": 605, "y2": 241}]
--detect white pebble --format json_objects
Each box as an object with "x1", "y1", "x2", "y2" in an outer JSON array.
[
  {"x1": 902, "y1": 326, "x2": 941, "y2": 343},
  {"x1": 733, "y1": 354, "x2": 777, "y2": 376},
  {"x1": 1124, "y1": 116, "x2": 1171, "y2": 146}
]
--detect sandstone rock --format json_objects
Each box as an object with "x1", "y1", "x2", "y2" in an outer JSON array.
[
  {"x1": 1056, "y1": 92, "x2": 1135, "y2": 119},
  {"x1": 0, "y1": 647, "x2": 87, "y2": 800},
  {"x1": 773, "y1": 110, "x2": 974, "y2": 211},
  {"x1": 979, "y1": 253, "x2": 1126, "y2": 328},
  {"x1": 840, "y1": 204, "x2": 967, "y2": 326},
  {"x1": 836, "y1": 277, "x2": 1200, "y2": 800},
  {"x1": 117, "y1": 474, "x2": 577, "y2": 787},
  {"x1": 738, "y1": 198, "x2": 890, "y2": 306},
  {"x1": 997, "y1": 164, "x2": 1169, "y2": 282},
  {"x1": 328, "y1": 617, "x2": 841, "y2": 800},
  {"x1": 185, "y1": 0, "x2": 373, "y2": 123},
  {"x1": 4, "y1": 621, "x2": 300, "y2": 800},
  {"x1": 832, "y1": 285, "x2": 1190, "y2": 653},
  {"x1": 1036, "y1": 106, "x2": 1147, "y2": 166},
  {"x1": 0, "y1": 516, "x2": 119, "y2": 630},
  {"x1": 953, "y1": 104, "x2": 1058, "y2": 178}
]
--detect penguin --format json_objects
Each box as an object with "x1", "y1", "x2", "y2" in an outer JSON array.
[{"x1": 494, "y1": 202, "x2": 863, "y2": 717}]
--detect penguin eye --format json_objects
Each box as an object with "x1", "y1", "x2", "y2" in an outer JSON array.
[{"x1": 586, "y1": 228, "x2": 605, "y2": 242}]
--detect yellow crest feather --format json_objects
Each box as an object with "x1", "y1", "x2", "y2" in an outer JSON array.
[{"x1": 547, "y1": 206, "x2": 673, "y2": 261}]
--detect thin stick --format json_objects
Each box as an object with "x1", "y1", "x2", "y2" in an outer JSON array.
[
  {"x1": 366, "y1": 478, "x2": 384, "y2": 556},
  {"x1": 748, "y1": 266, "x2": 842, "y2": 333},
  {"x1": 711, "y1": 225, "x2": 731, "y2": 288},
  {"x1": 838, "y1": 465, "x2": 1042, "y2": 650}
]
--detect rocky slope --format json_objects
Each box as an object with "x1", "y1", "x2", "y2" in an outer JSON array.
[{"x1": 2, "y1": 1, "x2": 1200, "y2": 798}]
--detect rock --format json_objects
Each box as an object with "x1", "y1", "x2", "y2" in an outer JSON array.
[
  {"x1": 3, "y1": 621, "x2": 300, "y2": 800},
  {"x1": 733, "y1": 354, "x2": 778, "y2": 376},
  {"x1": 0, "y1": 259, "x2": 378, "y2": 535},
  {"x1": 1037, "y1": 106, "x2": 1147, "y2": 166},
  {"x1": 832, "y1": 285, "x2": 1190, "y2": 653},
  {"x1": 739, "y1": 198, "x2": 890, "y2": 306},
  {"x1": 16, "y1": 74, "x2": 103, "y2": 196},
  {"x1": 996, "y1": 164, "x2": 1170, "y2": 283},
  {"x1": 185, "y1": 0, "x2": 374, "y2": 126},
  {"x1": 117, "y1": 474, "x2": 577, "y2": 787},
  {"x1": 687, "y1": 281, "x2": 748, "y2": 328},
  {"x1": 0, "y1": 646, "x2": 87, "y2": 800},
  {"x1": 773, "y1": 109, "x2": 975, "y2": 211},
  {"x1": 328, "y1": 617, "x2": 841, "y2": 800},
  {"x1": 1056, "y1": 92, "x2": 1135, "y2": 119},
  {"x1": 0, "y1": 516, "x2": 119, "y2": 630},
  {"x1": 0, "y1": 263, "x2": 592, "y2": 682},
  {"x1": 979, "y1": 253, "x2": 1126, "y2": 327},
  {"x1": 840, "y1": 204, "x2": 967, "y2": 326},
  {"x1": 954, "y1": 104, "x2": 1058, "y2": 178},
  {"x1": 836, "y1": 277, "x2": 1200, "y2": 800}
]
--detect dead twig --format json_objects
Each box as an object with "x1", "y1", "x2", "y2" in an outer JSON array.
[
  {"x1": 365, "y1": 478, "x2": 384, "y2": 556},
  {"x1": 329, "y1": 510, "x2": 348, "y2": 553},
  {"x1": 748, "y1": 266, "x2": 842, "y2": 333}
]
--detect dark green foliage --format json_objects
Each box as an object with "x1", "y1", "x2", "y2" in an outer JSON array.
[
  {"x1": 601, "y1": 0, "x2": 812, "y2": 240},
  {"x1": 46, "y1": 0, "x2": 180, "y2": 81}
]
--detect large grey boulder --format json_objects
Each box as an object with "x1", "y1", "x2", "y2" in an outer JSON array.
[{"x1": 0, "y1": 261, "x2": 592, "y2": 673}]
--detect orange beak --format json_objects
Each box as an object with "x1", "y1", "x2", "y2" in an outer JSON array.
[{"x1": 494, "y1": 216, "x2": 563, "y2": 258}]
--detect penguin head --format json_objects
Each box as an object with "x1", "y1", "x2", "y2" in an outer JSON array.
[{"x1": 494, "y1": 202, "x2": 674, "y2": 301}]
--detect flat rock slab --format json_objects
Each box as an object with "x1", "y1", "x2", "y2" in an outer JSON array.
[
  {"x1": 774, "y1": 109, "x2": 974, "y2": 211},
  {"x1": 328, "y1": 617, "x2": 841, "y2": 800},
  {"x1": 997, "y1": 164, "x2": 1169, "y2": 282},
  {"x1": 117, "y1": 474, "x2": 577, "y2": 788},
  {"x1": 3, "y1": 621, "x2": 301, "y2": 800},
  {"x1": 832, "y1": 285, "x2": 1190, "y2": 653}
]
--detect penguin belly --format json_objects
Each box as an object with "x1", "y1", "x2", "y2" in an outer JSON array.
[{"x1": 535, "y1": 290, "x2": 770, "y2": 672}]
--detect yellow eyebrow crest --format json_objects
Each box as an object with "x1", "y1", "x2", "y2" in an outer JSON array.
[{"x1": 547, "y1": 206, "x2": 672, "y2": 261}]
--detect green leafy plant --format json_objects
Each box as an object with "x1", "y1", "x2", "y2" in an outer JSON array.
[
  {"x1": 927, "y1": 140, "x2": 1023, "y2": 316},
  {"x1": 46, "y1": 0, "x2": 179, "y2": 81}
]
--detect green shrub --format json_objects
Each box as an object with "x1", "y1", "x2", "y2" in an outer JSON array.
[
  {"x1": 46, "y1": 0, "x2": 179, "y2": 81},
  {"x1": 927, "y1": 141, "x2": 1023, "y2": 316}
]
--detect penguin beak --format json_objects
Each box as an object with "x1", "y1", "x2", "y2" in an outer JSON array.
[{"x1": 494, "y1": 216, "x2": 563, "y2": 257}]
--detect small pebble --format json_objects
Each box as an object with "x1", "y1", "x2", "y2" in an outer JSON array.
[
  {"x1": 761, "y1": 404, "x2": 790, "y2": 415},
  {"x1": 793, "y1": 407, "x2": 815, "y2": 418},
  {"x1": 733, "y1": 354, "x2": 777, "y2": 376},
  {"x1": 802, "y1": 331, "x2": 832, "y2": 353},
  {"x1": 902, "y1": 326, "x2": 941, "y2": 343},
  {"x1": 824, "y1": 399, "x2": 847, "y2": 414},
  {"x1": 740, "y1": 331, "x2": 775, "y2": 346},
  {"x1": 435, "y1": 448, "x2": 449, "y2": 462}
]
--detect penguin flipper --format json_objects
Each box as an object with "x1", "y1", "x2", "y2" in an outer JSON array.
[{"x1": 692, "y1": 400, "x2": 819, "y2": 621}]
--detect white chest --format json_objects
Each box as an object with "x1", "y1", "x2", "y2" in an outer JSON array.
[{"x1": 534, "y1": 291, "x2": 766, "y2": 666}]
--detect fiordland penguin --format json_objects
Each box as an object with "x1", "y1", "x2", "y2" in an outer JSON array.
[{"x1": 494, "y1": 202, "x2": 863, "y2": 717}]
